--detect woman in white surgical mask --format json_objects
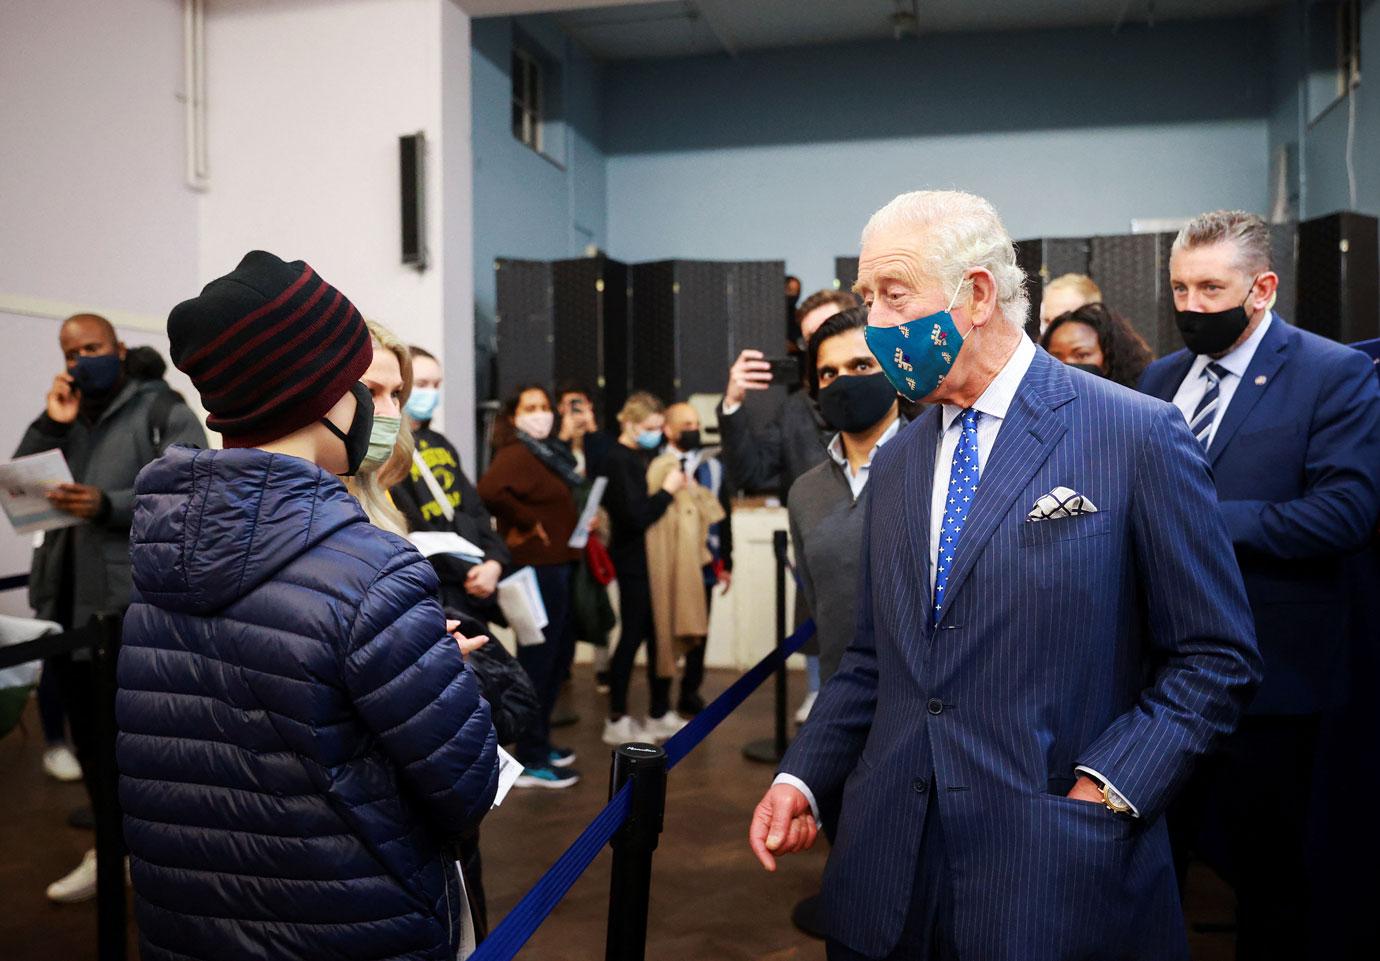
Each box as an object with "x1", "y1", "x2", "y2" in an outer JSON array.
[
  {"x1": 346, "y1": 319, "x2": 414, "y2": 536},
  {"x1": 477, "y1": 386, "x2": 585, "y2": 787}
]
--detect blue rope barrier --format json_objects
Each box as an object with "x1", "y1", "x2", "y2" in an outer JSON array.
[{"x1": 470, "y1": 617, "x2": 817, "y2": 961}]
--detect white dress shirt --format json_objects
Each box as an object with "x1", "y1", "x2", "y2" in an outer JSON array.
[
  {"x1": 776, "y1": 333, "x2": 1138, "y2": 821},
  {"x1": 929, "y1": 334, "x2": 1036, "y2": 590},
  {"x1": 825, "y1": 416, "x2": 902, "y2": 501},
  {"x1": 1169, "y1": 313, "x2": 1274, "y2": 448}
]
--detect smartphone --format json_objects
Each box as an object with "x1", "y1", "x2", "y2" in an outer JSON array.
[{"x1": 764, "y1": 355, "x2": 801, "y2": 385}]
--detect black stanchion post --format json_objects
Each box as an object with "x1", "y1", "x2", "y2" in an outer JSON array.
[
  {"x1": 91, "y1": 613, "x2": 127, "y2": 961},
  {"x1": 605, "y1": 742, "x2": 667, "y2": 961},
  {"x1": 743, "y1": 528, "x2": 790, "y2": 764}
]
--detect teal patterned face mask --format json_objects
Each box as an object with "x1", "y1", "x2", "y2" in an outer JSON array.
[
  {"x1": 863, "y1": 280, "x2": 966, "y2": 402},
  {"x1": 360, "y1": 414, "x2": 401, "y2": 472}
]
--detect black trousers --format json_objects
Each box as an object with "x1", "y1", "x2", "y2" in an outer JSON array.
[
  {"x1": 826, "y1": 783, "x2": 957, "y2": 961},
  {"x1": 48, "y1": 652, "x2": 99, "y2": 811},
  {"x1": 514, "y1": 563, "x2": 574, "y2": 768},
  {"x1": 678, "y1": 583, "x2": 714, "y2": 703},
  {"x1": 608, "y1": 571, "x2": 669, "y2": 719},
  {"x1": 1169, "y1": 714, "x2": 1320, "y2": 961}
]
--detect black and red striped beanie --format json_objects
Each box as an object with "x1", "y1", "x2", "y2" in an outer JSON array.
[{"x1": 168, "y1": 250, "x2": 373, "y2": 447}]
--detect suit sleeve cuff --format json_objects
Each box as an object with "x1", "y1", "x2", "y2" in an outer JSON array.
[
  {"x1": 1074, "y1": 765, "x2": 1141, "y2": 817},
  {"x1": 721, "y1": 400, "x2": 743, "y2": 417},
  {"x1": 772, "y1": 773, "x2": 820, "y2": 823}
]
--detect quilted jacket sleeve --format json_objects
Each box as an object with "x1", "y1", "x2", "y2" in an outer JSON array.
[{"x1": 342, "y1": 548, "x2": 499, "y2": 841}]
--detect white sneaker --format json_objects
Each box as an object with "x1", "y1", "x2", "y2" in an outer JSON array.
[
  {"x1": 43, "y1": 745, "x2": 83, "y2": 783},
  {"x1": 602, "y1": 715, "x2": 645, "y2": 747},
  {"x1": 47, "y1": 849, "x2": 97, "y2": 904},
  {"x1": 644, "y1": 710, "x2": 688, "y2": 743},
  {"x1": 794, "y1": 691, "x2": 818, "y2": 725}
]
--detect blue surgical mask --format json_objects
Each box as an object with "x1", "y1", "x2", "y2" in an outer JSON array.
[
  {"x1": 863, "y1": 282, "x2": 966, "y2": 403},
  {"x1": 636, "y1": 430, "x2": 662, "y2": 451},
  {"x1": 405, "y1": 387, "x2": 439, "y2": 422},
  {"x1": 71, "y1": 353, "x2": 123, "y2": 396}
]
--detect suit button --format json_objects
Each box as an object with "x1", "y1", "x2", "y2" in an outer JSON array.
[
  {"x1": 927, "y1": 698, "x2": 944, "y2": 715},
  {"x1": 912, "y1": 777, "x2": 928, "y2": 794}
]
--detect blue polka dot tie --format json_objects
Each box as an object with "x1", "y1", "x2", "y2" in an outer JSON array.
[{"x1": 934, "y1": 409, "x2": 981, "y2": 624}]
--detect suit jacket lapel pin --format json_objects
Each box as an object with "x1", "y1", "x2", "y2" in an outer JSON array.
[
  {"x1": 1254, "y1": 375, "x2": 1267, "y2": 386},
  {"x1": 1027, "y1": 485, "x2": 1099, "y2": 522}
]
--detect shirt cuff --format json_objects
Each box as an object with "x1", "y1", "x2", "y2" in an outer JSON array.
[
  {"x1": 721, "y1": 400, "x2": 743, "y2": 417},
  {"x1": 771, "y1": 773, "x2": 820, "y2": 823},
  {"x1": 1074, "y1": 765, "x2": 1141, "y2": 817}
]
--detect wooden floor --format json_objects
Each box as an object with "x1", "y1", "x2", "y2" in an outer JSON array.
[{"x1": 1, "y1": 662, "x2": 1236, "y2": 960}]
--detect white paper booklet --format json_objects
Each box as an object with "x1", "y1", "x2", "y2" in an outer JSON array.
[{"x1": 0, "y1": 450, "x2": 84, "y2": 535}]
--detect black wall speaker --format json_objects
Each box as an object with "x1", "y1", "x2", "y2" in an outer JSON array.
[{"x1": 400, "y1": 132, "x2": 427, "y2": 271}]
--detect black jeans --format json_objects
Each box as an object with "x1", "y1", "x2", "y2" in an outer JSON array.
[
  {"x1": 48, "y1": 652, "x2": 99, "y2": 810},
  {"x1": 678, "y1": 583, "x2": 715, "y2": 704},
  {"x1": 514, "y1": 563, "x2": 574, "y2": 768},
  {"x1": 608, "y1": 571, "x2": 670, "y2": 719}
]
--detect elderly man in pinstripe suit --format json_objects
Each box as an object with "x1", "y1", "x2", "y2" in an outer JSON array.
[{"x1": 748, "y1": 190, "x2": 1261, "y2": 961}]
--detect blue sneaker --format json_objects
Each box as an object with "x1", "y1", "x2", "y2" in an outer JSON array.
[
  {"x1": 548, "y1": 747, "x2": 577, "y2": 769},
  {"x1": 514, "y1": 764, "x2": 580, "y2": 789}
]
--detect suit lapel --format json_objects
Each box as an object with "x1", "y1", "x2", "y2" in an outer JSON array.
[
  {"x1": 1153, "y1": 351, "x2": 1197, "y2": 403},
  {"x1": 1208, "y1": 317, "x2": 1291, "y2": 466},
  {"x1": 936, "y1": 353, "x2": 1071, "y2": 627},
  {"x1": 903, "y1": 406, "x2": 942, "y2": 621}
]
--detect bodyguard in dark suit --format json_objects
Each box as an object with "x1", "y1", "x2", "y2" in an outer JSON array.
[
  {"x1": 1139, "y1": 210, "x2": 1380, "y2": 960},
  {"x1": 749, "y1": 190, "x2": 1261, "y2": 961}
]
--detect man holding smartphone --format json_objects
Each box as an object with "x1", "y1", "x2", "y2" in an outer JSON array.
[
  {"x1": 15, "y1": 313, "x2": 205, "y2": 902},
  {"x1": 718, "y1": 289, "x2": 856, "y2": 499}
]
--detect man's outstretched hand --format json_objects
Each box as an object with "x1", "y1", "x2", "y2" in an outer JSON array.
[{"x1": 748, "y1": 782, "x2": 818, "y2": 872}]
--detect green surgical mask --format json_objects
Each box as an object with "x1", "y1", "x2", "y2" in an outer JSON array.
[{"x1": 360, "y1": 415, "x2": 401, "y2": 472}]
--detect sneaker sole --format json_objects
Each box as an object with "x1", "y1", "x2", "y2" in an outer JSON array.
[
  {"x1": 549, "y1": 754, "x2": 577, "y2": 769},
  {"x1": 513, "y1": 774, "x2": 580, "y2": 789}
]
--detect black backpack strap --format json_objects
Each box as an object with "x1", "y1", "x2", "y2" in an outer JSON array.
[{"x1": 148, "y1": 388, "x2": 178, "y2": 453}]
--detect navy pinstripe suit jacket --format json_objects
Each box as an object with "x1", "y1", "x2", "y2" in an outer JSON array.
[{"x1": 779, "y1": 349, "x2": 1261, "y2": 960}]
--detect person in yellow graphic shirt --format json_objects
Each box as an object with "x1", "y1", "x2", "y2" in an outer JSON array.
[{"x1": 389, "y1": 345, "x2": 511, "y2": 622}]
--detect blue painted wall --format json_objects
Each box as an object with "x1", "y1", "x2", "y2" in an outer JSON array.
[
  {"x1": 600, "y1": 18, "x2": 1273, "y2": 294},
  {"x1": 470, "y1": 15, "x2": 605, "y2": 398}
]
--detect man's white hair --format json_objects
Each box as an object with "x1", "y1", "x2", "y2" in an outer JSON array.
[{"x1": 861, "y1": 190, "x2": 1030, "y2": 329}]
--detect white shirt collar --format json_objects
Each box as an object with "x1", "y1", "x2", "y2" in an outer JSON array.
[
  {"x1": 1188, "y1": 312, "x2": 1274, "y2": 381},
  {"x1": 827, "y1": 414, "x2": 902, "y2": 474},
  {"x1": 940, "y1": 333, "x2": 1038, "y2": 432}
]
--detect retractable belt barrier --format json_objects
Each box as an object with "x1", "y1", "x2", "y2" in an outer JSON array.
[
  {"x1": 471, "y1": 616, "x2": 817, "y2": 961},
  {"x1": 0, "y1": 572, "x2": 30, "y2": 593}
]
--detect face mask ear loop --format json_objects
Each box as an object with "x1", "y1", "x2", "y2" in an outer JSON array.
[
  {"x1": 946, "y1": 275, "x2": 967, "y2": 313},
  {"x1": 1241, "y1": 274, "x2": 1260, "y2": 314}
]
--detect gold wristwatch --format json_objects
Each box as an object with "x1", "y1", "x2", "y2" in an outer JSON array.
[{"x1": 1098, "y1": 779, "x2": 1134, "y2": 815}]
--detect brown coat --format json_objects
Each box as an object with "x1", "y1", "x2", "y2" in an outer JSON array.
[
  {"x1": 644, "y1": 453, "x2": 726, "y2": 678},
  {"x1": 476, "y1": 442, "x2": 579, "y2": 568}
]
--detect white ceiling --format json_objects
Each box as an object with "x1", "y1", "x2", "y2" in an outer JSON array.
[{"x1": 537, "y1": 0, "x2": 1283, "y2": 61}]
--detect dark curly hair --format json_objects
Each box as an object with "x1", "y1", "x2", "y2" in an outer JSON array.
[{"x1": 1041, "y1": 303, "x2": 1154, "y2": 388}]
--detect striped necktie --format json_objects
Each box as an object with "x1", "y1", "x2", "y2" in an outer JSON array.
[{"x1": 1188, "y1": 362, "x2": 1230, "y2": 448}]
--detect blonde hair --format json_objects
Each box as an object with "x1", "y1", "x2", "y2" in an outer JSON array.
[
  {"x1": 1044, "y1": 273, "x2": 1102, "y2": 303},
  {"x1": 618, "y1": 390, "x2": 664, "y2": 427},
  {"x1": 860, "y1": 190, "x2": 1030, "y2": 329},
  {"x1": 347, "y1": 318, "x2": 415, "y2": 537}
]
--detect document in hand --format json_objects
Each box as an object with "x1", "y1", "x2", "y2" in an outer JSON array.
[
  {"x1": 407, "y1": 531, "x2": 486, "y2": 564},
  {"x1": 567, "y1": 476, "x2": 608, "y2": 550},
  {"x1": 0, "y1": 450, "x2": 84, "y2": 535},
  {"x1": 496, "y1": 566, "x2": 550, "y2": 647}
]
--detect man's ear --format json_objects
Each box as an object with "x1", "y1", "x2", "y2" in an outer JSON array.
[
  {"x1": 966, "y1": 268, "x2": 1000, "y2": 328},
  {"x1": 117, "y1": 341, "x2": 128, "y2": 361}
]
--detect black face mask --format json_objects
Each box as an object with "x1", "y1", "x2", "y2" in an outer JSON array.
[
  {"x1": 1174, "y1": 278, "x2": 1257, "y2": 356},
  {"x1": 321, "y1": 382, "x2": 374, "y2": 476},
  {"x1": 818, "y1": 372, "x2": 898, "y2": 434},
  {"x1": 674, "y1": 429, "x2": 701, "y2": 453}
]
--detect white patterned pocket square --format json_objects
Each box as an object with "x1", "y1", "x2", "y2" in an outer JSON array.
[{"x1": 1027, "y1": 486, "x2": 1099, "y2": 522}]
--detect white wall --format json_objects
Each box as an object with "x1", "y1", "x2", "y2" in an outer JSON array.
[{"x1": 198, "y1": 0, "x2": 454, "y2": 416}]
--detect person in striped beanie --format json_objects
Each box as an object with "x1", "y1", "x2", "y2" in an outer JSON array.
[{"x1": 117, "y1": 250, "x2": 499, "y2": 961}]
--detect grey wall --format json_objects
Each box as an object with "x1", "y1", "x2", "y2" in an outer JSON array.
[{"x1": 600, "y1": 18, "x2": 1274, "y2": 294}]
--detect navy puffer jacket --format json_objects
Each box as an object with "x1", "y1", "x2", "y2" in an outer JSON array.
[{"x1": 117, "y1": 446, "x2": 498, "y2": 961}]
